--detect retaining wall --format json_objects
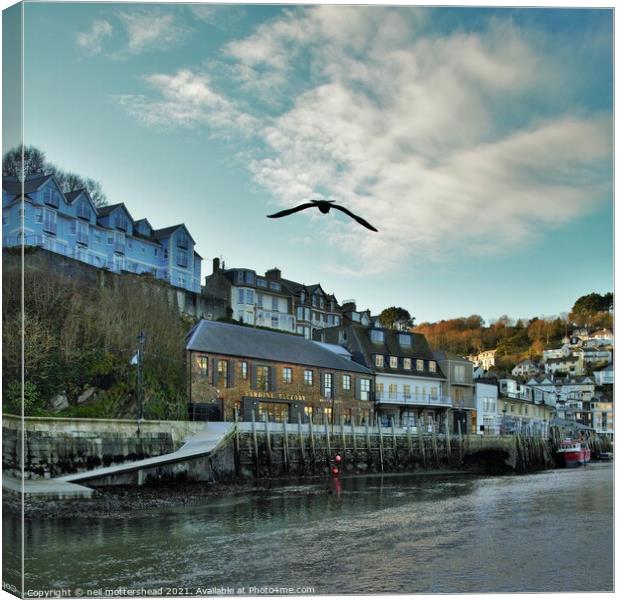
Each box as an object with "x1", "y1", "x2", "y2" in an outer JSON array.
[{"x1": 2, "y1": 415, "x2": 207, "y2": 479}]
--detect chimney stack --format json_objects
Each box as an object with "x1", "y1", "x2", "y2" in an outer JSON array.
[
  {"x1": 213, "y1": 257, "x2": 220, "y2": 273},
  {"x1": 265, "y1": 268, "x2": 281, "y2": 281}
]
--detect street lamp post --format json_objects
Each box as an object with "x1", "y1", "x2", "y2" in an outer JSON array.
[{"x1": 136, "y1": 331, "x2": 147, "y2": 422}]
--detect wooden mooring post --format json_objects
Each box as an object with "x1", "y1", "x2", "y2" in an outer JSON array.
[
  {"x1": 431, "y1": 419, "x2": 440, "y2": 467},
  {"x1": 282, "y1": 420, "x2": 289, "y2": 473},
  {"x1": 325, "y1": 416, "x2": 332, "y2": 458},
  {"x1": 407, "y1": 425, "x2": 413, "y2": 458},
  {"x1": 351, "y1": 421, "x2": 357, "y2": 452},
  {"x1": 417, "y1": 425, "x2": 426, "y2": 468},
  {"x1": 378, "y1": 420, "x2": 385, "y2": 472},
  {"x1": 297, "y1": 412, "x2": 305, "y2": 465},
  {"x1": 391, "y1": 419, "x2": 397, "y2": 453},
  {"x1": 457, "y1": 420, "x2": 464, "y2": 463},
  {"x1": 445, "y1": 418, "x2": 451, "y2": 459},
  {"x1": 251, "y1": 410, "x2": 259, "y2": 478},
  {"x1": 233, "y1": 409, "x2": 241, "y2": 476},
  {"x1": 264, "y1": 416, "x2": 273, "y2": 475},
  {"x1": 340, "y1": 416, "x2": 346, "y2": 453},
  {"x1": 309, "y1": 418, "x2": 316, "y2": 466}
]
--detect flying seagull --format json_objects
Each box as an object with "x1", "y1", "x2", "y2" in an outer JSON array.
[{"x1": 267, "y1": 199, "x2": 378, "y2": 232}]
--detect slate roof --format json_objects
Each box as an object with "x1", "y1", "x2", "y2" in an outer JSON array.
[
  {"x1": 321, "y1": 324, "x2": 446, "y2": 379},
  {"x1": 154, "y1": 224, "x2": 195, "y2": 243},
  {"x1": 2, "y1": 173, "x2": 53, "y2": 195},
  {"x1": 186, "y1": 320, "x2": 372, "y2": 374},
  {"x1": 434, "y1": 350, "x2": 471, "y2": 362},
  {"x1": 97, "y1": 203, "x2": 126, "y2": 217},
  {"x1": 64, "y1": 189, "x2": 84, "y2": 203}
]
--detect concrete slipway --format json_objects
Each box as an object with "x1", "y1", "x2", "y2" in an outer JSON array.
[{"x1": 3, "y1": 421, "x2": 234, "y2": 499}]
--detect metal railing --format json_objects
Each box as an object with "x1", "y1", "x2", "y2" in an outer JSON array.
[{"x1": 375, "y1": 392, "x2": 452, "y2": 406}]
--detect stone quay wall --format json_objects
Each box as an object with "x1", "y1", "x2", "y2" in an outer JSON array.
[{"x1": 2, "y1": 415, "x2": 207, "y2": 479}]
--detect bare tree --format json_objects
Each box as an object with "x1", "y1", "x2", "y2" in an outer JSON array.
[{"x1": 2, "y1": 145, "x2": 46, "y2": 177}]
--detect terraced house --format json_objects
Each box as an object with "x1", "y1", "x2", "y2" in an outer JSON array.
[
  {"x1": 203, "y1": 258, "x2": 343, "y2": 337},
  {"x1": 2, "y1": 173, "x2": 202, "y2": 292}
]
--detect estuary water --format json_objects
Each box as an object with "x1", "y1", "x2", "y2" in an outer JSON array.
[{"x1": 7, "y1": 464, "x2": 614, "y2": 595}]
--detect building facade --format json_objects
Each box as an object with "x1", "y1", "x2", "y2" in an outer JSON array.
[
  {"x1": 466, "y1": 349, "x2": 497, "y2": 371},
  {"x1": 475, "y1": 381, "x2": 500, "y2": 435},
  {"x1": 203, "y1": 259, "x2": 344, "y2": 337},
  {"x1": 434, "y1": 351, "x2": 476, "y2": 434},
  {"x1": 186, "y1": 320, "x2": 374, "y2": 423},
  {"x1": 317, "y1": 311, "x2": 449, "y2": 430},
  {"x1": 2, "y1": 174, "x2": 202, "y2": 292}
]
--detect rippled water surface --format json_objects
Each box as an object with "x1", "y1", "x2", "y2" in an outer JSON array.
[{"x1": 6, "y1": 464, "x2": 614, "y2": 594}]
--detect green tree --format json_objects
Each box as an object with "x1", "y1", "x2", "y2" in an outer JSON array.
[
  {"x1": 378, "y1": 306, "x2": 413, "y2": 329},
  {"x1": 570, "y1": 292, "x2": 613, "y2": 331}
]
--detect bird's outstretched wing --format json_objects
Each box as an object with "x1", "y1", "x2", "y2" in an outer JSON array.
[
  {"x1": 267, "y1": 203, "x2": 316, "y2": 218},
  {"x1": 331, "y1": 204, "x2": 378, "y2": 232}
]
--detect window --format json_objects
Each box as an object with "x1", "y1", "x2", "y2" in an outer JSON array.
[
  {"x1": 375, "y1": 355, "x2": 384, "y2": 367},
  {"x1": 300, "y1": 291, "x2": 305, "y2": 303},
  {"x1": 217, "y1": 360, "x2": 228, "y2": 387},
  {"x1": 454, "y1": 365, "x2": 466, "y2": 382},
  {"x1": 271, "y1": 315, "x2": 279, "y2": 329},
  {"x1": 376, "y1": 383, "x2": 384, "y2": 398},
  {"x1": 77, "y1": 200, "x2": 90, "y2": 220},
  {"x1": 370, "y1": 329, "x2": 384, "y2": 343},
  {"x1": 257, "y1": 278, "x2": 267, "y2": 288},
  {"x1": 240, "y1": 362, "x2": 248, "y2": 380},
  {"x1": 238, "y1": 289, "x2": 245, "y2": 304},
  {"x1": 304, "y1": 406, "x2": 313, "y2": 421},
  {"x1": 404, "y1": 358, "x2": 412, "y2": 370},
  {"x1": 94, "y1": 230, "x2": 102, "y2": 244},
  {"x1": 43, "y1": 209, "x2": 57, "y2": 234},
  {"x1": 389, "y1": 356, "x2": 398, "y2": 369},
  {"x1": 399, "y1": 334, "x2": 411, "y2": 346},
  {"x1": 154, "y1": 248, "x2": 158, "y2": 256},
  {"x1": 389, "y1": 384, "x2": 397, "y2": 399},
  {"x1": 404, "y1": 384, "x2": 411, "y2": 399},
  {"x1": 296, "y1": 307, "x2": 303, "y2": 319},
  {"x1": 256, "y1": 366, "x2": 270, "y2": 391},
  {"x1": 283, "y1": 367, "x2": 292, "y2": 384},
  {"x1": 177, "y1": 249, "x2": 188, "y2": 268},
  {"x1": 320, "y1": 297, "x2": 325, "y2": 309},
  {"x1": 304, "y1": 369, "x2": 313, "y2": 386},
  {"x1": 77, "y1": 221, "x2": 89, "y2": 245},
  {"x1": 323, "y1": 373, "x2": 333, "y2": 398},
  {"x1": 416, "y1": 359, "x2": 424, "y2": 371},
  {"x1": 246, "y1": 272, "x2": 255, "y2": 285},
  {"x1": 269, "y1": 281, "x2": 281, "y2": 291},
  {"x1": 312, "y1": 294, "x2": 318, "y2": 307},
  {"x1": 114, "y1": 212, "x2": 127, "y2": 231},
  {"x1": 43, "y1": 186, "x2": 59, "y2": 208},
  {"x1": 107, "y1": 233, "x2": 114, "y2": 245},
  {"x1": 197, "y1": 356, "x2": 208, "y2": 376},
  {"x1": 258, "y1": 294, "x2": 264, "y2": 309},
  {"x1": 34, "y1": 208, "x2": 43, "y2": 223},
  {"x1": 272, "y1": 297, "x2": 278, "y2": 311},
  {"x1": 69, "y1": 220, "x2": 77, "y2": 235},
  {"x1": 177, "y1": 232, "x2": 189, "y2": 249},
  {"x1": 359, "y1": 379, "x2": 371, "y2": 401},
  {"x1": 338, "y1": 330, "x2": 346, "y2": 344},
  {"x1": 245, "y1": 289, "x2": 254, "y2": 305},
  {"x1": 429, "y1": 361, "x2": 437, "y2": 373},
  {"x1": 334, "y1": 316, "x2": 340, "y2": 326},
  {"x1": 342, "y1": 374, "x2": 351, "y2": 391}
]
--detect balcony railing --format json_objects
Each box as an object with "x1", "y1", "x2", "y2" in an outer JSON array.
[{"x1": 375, "y1": 392, "x2": 452, "y2": 407}]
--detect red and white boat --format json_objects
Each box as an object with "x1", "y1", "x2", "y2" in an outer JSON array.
[{"x1": 556, "y1": 439, "x2": 591, "y2": 468}]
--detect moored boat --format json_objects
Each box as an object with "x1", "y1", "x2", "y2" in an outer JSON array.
[{"x1": 556, "y1": 439, "x2": 591, "y2": 468}]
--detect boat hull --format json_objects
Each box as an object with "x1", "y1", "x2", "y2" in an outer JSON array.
[{"x1": 556, "y1": 447, "x2": 591, "y2": 468}]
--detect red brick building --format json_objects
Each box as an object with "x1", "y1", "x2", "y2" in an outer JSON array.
[{"x1": 186, "y1": 320, "x2": 374, "y2": 423}]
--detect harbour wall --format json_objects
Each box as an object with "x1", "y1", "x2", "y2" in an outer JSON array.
[{"x1": 2, "y1": 415, "x2": 207, "y2": 479}]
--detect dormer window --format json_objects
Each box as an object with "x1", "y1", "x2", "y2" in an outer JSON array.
[
  {"x1": 389, "y1": 356, "x2": 398, "y2": 369},
  {"x1": 375, "y1": 355, "x2": 384, "y2": 367},
  {"x1": 300, "y1": 291, "x2": 305, "y2": 303},
  {"x1": 370, "y1": 329, "x2": 384, "y2": 343},
  {"x1": 429, "y1": 361, "x2": 437, "y2": 373},
  {"x1": 320, "y1": 297, "x2": 325, "y2": 309},
  {"x1": 404, "y1": 358, "x2": 412, "y2": 370},
  {"x1": 416, "y1": 359, "x2": 424, "y2": 371},
  {"x1": 177, "y1": 232, "x2": 189, "y2": 249},
  {"x1": 398, "y1": 333, "x2": 411, "y2": 346}
]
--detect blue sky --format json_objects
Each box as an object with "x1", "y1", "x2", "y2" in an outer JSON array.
[{"x1": 8, "y1": 3, "x2": 613, "y2": 324}]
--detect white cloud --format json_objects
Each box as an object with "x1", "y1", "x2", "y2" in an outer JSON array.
[
  {"x1": 116, "y1": 7, "x2": 612, "y2": 274},
  {"x1": 117, "y1": 9, "x2": 189, "y2": 55},
  {"x1": 114, "y1": 69, "x2": 258, "y2": 134},
  {"x1": 75, "y1": 20, "x2": 113, "y2": 56}
]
